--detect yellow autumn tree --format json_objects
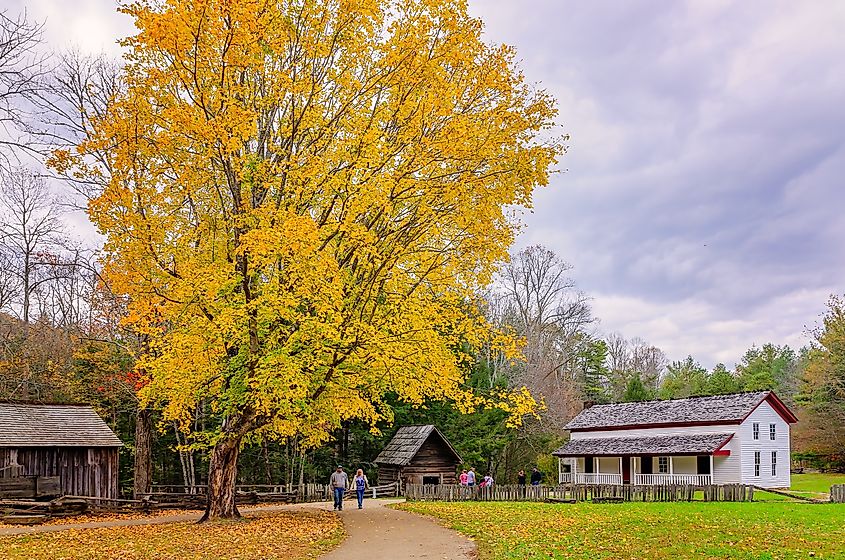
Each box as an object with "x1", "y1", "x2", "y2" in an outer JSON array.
[{"x1": 64, "y1": 0, "x2": 562, "y2": 519}]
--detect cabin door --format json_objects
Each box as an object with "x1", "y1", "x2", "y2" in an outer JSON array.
[{"x1": 622, "y1": 457, "x2": 631, "y2": 484}]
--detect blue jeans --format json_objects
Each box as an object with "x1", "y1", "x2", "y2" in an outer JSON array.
[
  {"x1": 333, "y1": 487, "x2": 345, "y2": 509},
  {"x1": 356, "y1": 488, "x2": 365, "y2": 508}
]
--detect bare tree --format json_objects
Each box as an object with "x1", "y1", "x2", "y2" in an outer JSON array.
[
  {"x1": 0, "y1": 10, "x2": 46, "y2": 158},
  {"x1": 36, "y1": 51, "x2": 122, "y2": 203},
  {"x1": 604, "y1": 332, "x2": 667, "y2": 400},
  {"x1": 628, "y1": 337, "x2": 667, "y2": 391},
  {"x1": 0, "y1": 168, "x2": 63, "y2": 323},
  {"x1": 496, "y1": 245, "x2": 595, "y2": 428}
]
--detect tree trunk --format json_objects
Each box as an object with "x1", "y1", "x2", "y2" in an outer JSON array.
[
  {"x1": 261, "y1": 438, "x2": 272, "y2": 485},
  {"x1": 199, "y1": 434, "x2": 242, "y2": 521},
  {"x1": 133, "y1": 407, "x2": 153, "y2": 499}
]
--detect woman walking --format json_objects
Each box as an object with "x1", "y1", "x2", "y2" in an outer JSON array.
[{"x1": 353, "y1": 469, "x2": 369, "y2": 509}]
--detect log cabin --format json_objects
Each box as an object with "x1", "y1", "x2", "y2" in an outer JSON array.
[
  {"x1": 374, "y1": 425, "x2": 462, "y2": 486},
  {"x1": 0, "y1": 402, "x2": 123, "y2": 498}
]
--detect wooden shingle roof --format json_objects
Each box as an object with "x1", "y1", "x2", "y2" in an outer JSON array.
[
  {"x1": 566, "y1": 391, "x2": 796, "y2": 431},
  {"x1": 374, "y1": 425, "x2": 462, "y2": 466},
  {"x1": 553, "y1": 433, "x2": 735, "y2": 457},
  {"x1": 0, "y1": 403, "x2": 123, "y2": 447}
]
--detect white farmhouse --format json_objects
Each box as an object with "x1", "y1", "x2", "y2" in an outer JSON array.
[{"x1": 553, "y1": 391, "x2": 797, "y2": 489}]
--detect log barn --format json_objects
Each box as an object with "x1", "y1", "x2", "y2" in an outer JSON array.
[
  {"x1": 0, "y1": 402, "x2": 122, "y2": 498},
  {"x1": 374, "y1": 425, "x2": 461, "y2": 486}
]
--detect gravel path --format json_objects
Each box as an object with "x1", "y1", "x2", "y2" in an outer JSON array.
[{"x1": 318, "y1": 499, "x2": 475, "y2": 560}]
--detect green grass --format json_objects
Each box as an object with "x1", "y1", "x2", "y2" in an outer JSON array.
[
  {"x1": 745, "y1": 472, "x2": 845, "y2": 502},
  {"x1": 399, "y1": 501, "x2": 845, "y2": 559},
  {"x1": 790, "y1": 473, "x2": 845, "y2": 495}
]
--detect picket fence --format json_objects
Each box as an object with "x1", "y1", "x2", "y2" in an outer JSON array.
[{"x1": 405, "y1": 483, "x2": 755, "y2": 503}]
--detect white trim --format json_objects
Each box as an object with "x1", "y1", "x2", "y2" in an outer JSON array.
[
  {"x1": 635, "y1": 473, "x2": 712, "y2": 485},
  {"x1": 560, "y1": 473, "x2": 623, "y2": 485}
]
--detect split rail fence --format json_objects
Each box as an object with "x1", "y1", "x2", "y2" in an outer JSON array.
[
  {"x1": 405, "y1": 483, "x2": 756, "y2": 503},
  {"x1": 136, "y1": 481, "x2": 401, "y2": 509}
]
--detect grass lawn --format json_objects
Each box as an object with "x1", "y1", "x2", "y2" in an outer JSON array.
[
  {"x1": 0, "y1": 510, "x2": 343, "y2": 560},
  {"x1": 743, "y1": 472, "x2": 845, "y2": 502},
  {"x1": 790, "y1": 473, "x2": 845, "y2": 495},
  {"x1": 400, "y1": 501, "x2": 845, "y2": 559}
]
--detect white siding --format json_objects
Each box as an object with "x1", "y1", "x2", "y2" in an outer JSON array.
[
  {"x1": 570, "y1": 423, "x2": 737, "y2": 440},
  {"x1": 738, "y1": 401, "x2": 791, "y2": 488},
  {"x1": 712, "y1": 433, "x2": 742, "y2": 484}
]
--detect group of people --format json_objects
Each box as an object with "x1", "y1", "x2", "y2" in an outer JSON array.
[
  {"x1": 518, "y1": 467, "x2": 544, "y2": 486},
  {"x1": 458, "y1": 466, "x2": 543, "y2": 488},
  {"x1": 329, "y1": 464, "x2": 546, "y2": 510},
  {"x1": 329, "y1": 465, "x2": 369, "y2": 511},
  {"x1": 458, "y1": 468, "x2": 494, "y2": 487}
]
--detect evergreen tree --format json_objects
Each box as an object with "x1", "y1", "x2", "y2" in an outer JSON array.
[
  {"x1": 707, "y1": 363, "x2": 739, "y2": 395},
  {"x1": 579, "y1": 338, "x2": 610, "y2": 404},
  {"x1": 659, "y1": 355, "x2": 708, "y2": 399},
  {"x1": 736, "y1": 343, "x2": 798, "y2": 396},
  {"x1": 622, "y1": 373, "x2": 653, "y2": 402}
]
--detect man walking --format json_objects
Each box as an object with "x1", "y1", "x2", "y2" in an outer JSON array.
[
  {"x1": 330, "y1": 465, "x2": 349, "y2": 511},
  {"x1": 530, "y1": 467, "x2": 543, "y2": 486}
]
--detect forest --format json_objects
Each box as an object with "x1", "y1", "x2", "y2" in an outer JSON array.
[{"x1": 0, "y1": 3, "x2": 842, "y2": 509}]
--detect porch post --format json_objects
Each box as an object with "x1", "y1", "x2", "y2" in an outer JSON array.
[
  {"x1": 669, "y1": 456, "x2": 674, "y2": 475},
  {"x1": 573, "y1": 457, "x2": 578, "y2": 483},
  {"x1": 709, "y1": 454, "x2": 714, "y2": 483},
  {"x1": 618, "y1": 457, "x2": 622, "y2": 482}
]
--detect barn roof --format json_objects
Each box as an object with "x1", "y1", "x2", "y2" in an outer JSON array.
[
  {"x1": 374, "y1": 425, "x2": 462, "y2": 466},
  {"x1": 566, "y1": 391, "x2": 797, "y2": 431},
  {"x1": 0, "y1": 403, "x2": 123, "y2": 447},
  {"x1": 553, "y1": 433, "x2": 735, "y2": 457}
]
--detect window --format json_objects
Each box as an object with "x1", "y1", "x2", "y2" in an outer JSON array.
[
  {"x1": 754, "y1": 451, "x2": 761, "y2": 477},
  {"x1": 770, "y1": 423, "x2": 776, "y2": 440},
  {"x1": 658, "y1": 457, "x2": 669, "y2": 474},
  {"x1": 752, "y1": 422, "x2": 760, "y2": 440},
  {"x1": 772, "y1": 451, "x2": 777, "y2": 477}
]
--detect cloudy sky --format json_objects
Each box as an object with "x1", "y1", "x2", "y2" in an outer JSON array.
[{"x1": 9, "y1": 0, "x2": 844, "y2": 367}]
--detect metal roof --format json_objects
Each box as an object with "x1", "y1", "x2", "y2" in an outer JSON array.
[
  {"x1": 553, "y1": 432, "x2": 735, "y2": 457},
  {"x1": 374, "y1": 425, "x2": 462, "y2": 466},
  {"x1": 565, "y1": 391, "x2": 783, "y2": 431},
  {"x1": 0, "y1": 403, "x2": 123, "y2": 447}
]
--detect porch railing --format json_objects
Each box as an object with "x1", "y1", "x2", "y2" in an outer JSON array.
[
  {"x1": 559, "y1": 473, "x2": 623, "y2": 485},
  {"x1": 634, "y1": 473, "x2": 712, "y2": 486}
]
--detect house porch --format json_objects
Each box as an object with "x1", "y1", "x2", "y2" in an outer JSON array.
[
  {"x1": 553, "y1": 432, "x2": 736, "y2": 486},
  {"x1": 557, "y1": 455, "x2": 716, "y2": 485}
]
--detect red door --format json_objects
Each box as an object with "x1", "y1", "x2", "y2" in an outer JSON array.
[{"x1": 622, "y1": 457, "x2": 631, "y2": 484}]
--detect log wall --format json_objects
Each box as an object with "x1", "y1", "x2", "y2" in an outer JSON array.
[
  {"x1": 379, "y1": 438, "x2": 460, "y2": 486},
  {"x1": 0, "y1": 447, "x2": 119, "y2": 499}
]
